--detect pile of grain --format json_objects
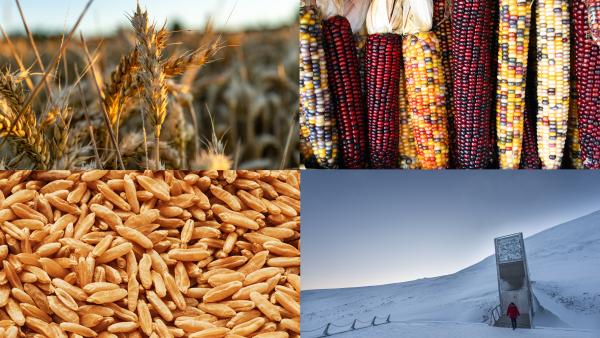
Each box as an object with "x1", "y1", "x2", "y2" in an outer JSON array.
[{"x1": 0, "y1": 170, "x2": 300, "y2": 337}]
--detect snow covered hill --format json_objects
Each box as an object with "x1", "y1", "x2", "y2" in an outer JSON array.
[
  {"x1": 327, "y1": 321, "x2": 600, "y2": 338},
  {"x1": 302, "y1": 210, "x2": 600, "y2": 336}
]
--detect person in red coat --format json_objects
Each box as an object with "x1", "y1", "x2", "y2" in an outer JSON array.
[{"x1": 507, "y1": 302, "x2": 520, "y2": 330}]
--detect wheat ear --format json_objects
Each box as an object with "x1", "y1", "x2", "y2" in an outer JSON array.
[
  {"x1": 131, "y1": 4, "x2": 168, "y2": 170},
  {"x1": 0, "y1": 71, "x2": 50, "y2": 168},
  {"x1": 104, "y1": 49, "x2": 138, "y2": 126},
  {"x1": 163, "y1": 38, "x2": 223, "y2": 77},
  {"x1": 1, "y1": 0, "x2": 93, "y2": 151}
]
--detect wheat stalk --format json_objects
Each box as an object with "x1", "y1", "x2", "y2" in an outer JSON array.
[
  {"x1": 131, "y1": 5, "x2": 168, "y2": 170},
  {"x1": 79, "y1": 33, "x2": 125, "y2": 170},
  {"x1": 0, "y1": 25, "x2": 34, "y2": 90},
  {"x1": 15, "y1": 0, "x2": 53, "y2": 98}
]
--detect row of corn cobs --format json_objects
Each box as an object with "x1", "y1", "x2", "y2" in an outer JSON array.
[{"x1": 299, "y1": 0, "x2": 600, "y2": 169}]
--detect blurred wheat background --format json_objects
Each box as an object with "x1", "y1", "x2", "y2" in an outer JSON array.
[{"x1": 0, "y1": 0, "x2": 299, "y2": 169}]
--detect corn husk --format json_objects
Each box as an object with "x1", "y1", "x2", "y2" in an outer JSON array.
[
  {"x1": 401, "y1": 0, "x2": 433, "y2": 34},
  {"x1": 366, "y1": 0, "x2": 403, "y2": 34},
  {"x1": 317, "y1": 0, "x2": 370, "y2": 33}
]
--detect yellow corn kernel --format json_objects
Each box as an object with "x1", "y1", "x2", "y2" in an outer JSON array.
[{"x1": 398, "y1": 69, "x2": 420, "y2": 169}]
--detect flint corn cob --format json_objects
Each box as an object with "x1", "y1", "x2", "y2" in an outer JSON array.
[
  {"x1": 403, "y1": 34, "x2": 449, "y2": 169},
  {"x1": 433, "y1": 0, "x2": 455, "y2": 166},
  {"x1": 322, "y1": 15, "x2": 368, "y2": 168},
  {"x1": 535, "y1": 0, "x2": 570, "y2": 169},
  {"x1": 496, "y1": 0, "x2": 533, "y2": 169},
  {"x1": 365, "y1": 34, "x2": 402, "y2": 168},
  {"x1": 398, "y1": 69, "x2": 419, "y2": 169},
  {"x1": 451, "y1": 0, "x2": 495, "y2": 168},
  {"x1": 364, "y1": 0, "x2": 403, "y2": 168},
  {"x1": 573, "y1": 0, "x2": 600, "y2": 168},
  {"x1": 300, "y1": 6, "x2": 339, "y2": 168},
  {"x1": 402, "y1": 0, "x2": 450, "y2": 170}
]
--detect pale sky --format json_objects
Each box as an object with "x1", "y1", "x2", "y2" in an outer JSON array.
[
  {"x1": 302, "y1": 170, "x2": 600, "y2": 290},
  {"x1": 1, "y1": 0, "x2": 298, "y2": 35}
]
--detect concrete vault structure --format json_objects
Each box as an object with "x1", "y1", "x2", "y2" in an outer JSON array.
[{"x1": 494, "y1": 233, "x2": 534, "y2": 328}]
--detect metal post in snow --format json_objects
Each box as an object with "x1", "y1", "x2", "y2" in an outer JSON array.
[
  {"x1": 371, "y1": 316, "x2": 377, "y2": 326},
  {"x1": 322, "y1": 323, "x2": 331, "y2": 336},
  {"x1": 351, "y1": 319, "x2": 357, "y2": 330},
  {"x1": 386, "y1": 314, "x2": 391, "y2": 323}
]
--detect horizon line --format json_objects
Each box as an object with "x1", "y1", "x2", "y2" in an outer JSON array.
[{"x1": 302, "y1": 208, "x2": 599, "y2": 292}]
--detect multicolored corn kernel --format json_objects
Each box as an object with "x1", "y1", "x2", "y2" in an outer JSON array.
[
  {"x1": 398, "y1": 69, "x2": 419, "y2": 169},
  {"x1": 299, "y1": 102, "x2": 319, "y2": 168},
  {"x1": 496, "y1": 0, "x2": 532, "y2": 169},
  {"x1": 573, "y1": 0, "x2": 600, "y2": 168},
  {"x1": 365, "y1": 33, "x2": 402, "y2": 168},
  {"x1": 403, "y1": 32, "x2": 449, "y2": 170},
  {"x1": 322, "y1": 15, "x2": 368, "y2": 169},
  {"x1": 299, "y1": 6, "x2": 339, "y2": 168},
  {"x1": 451, "y1": 0, "x2": 495, "y2": 168},
  {"x1": 536, "y1": 0, "x2": 570, "y2": 169}
]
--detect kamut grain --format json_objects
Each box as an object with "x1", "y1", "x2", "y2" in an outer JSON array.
[{"x1": 0, "y1": 170, "x2": 300, "y2": 337}]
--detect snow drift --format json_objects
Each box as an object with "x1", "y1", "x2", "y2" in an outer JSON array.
[{"x1": 302, "y1": 210, "x2": 600, "y2": 334}]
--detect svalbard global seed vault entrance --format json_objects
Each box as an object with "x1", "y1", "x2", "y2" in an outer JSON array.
[{"x1": 493, "y1": 233, "x2": 534, "y2": 329}]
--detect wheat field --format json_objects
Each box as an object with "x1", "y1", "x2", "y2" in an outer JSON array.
[
  {"x1": 0, "y1": 169, "x2": 301, "y2": 337},
  {"x1": 0, "y1": 2, "x2": 299, "y2": 170}
]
